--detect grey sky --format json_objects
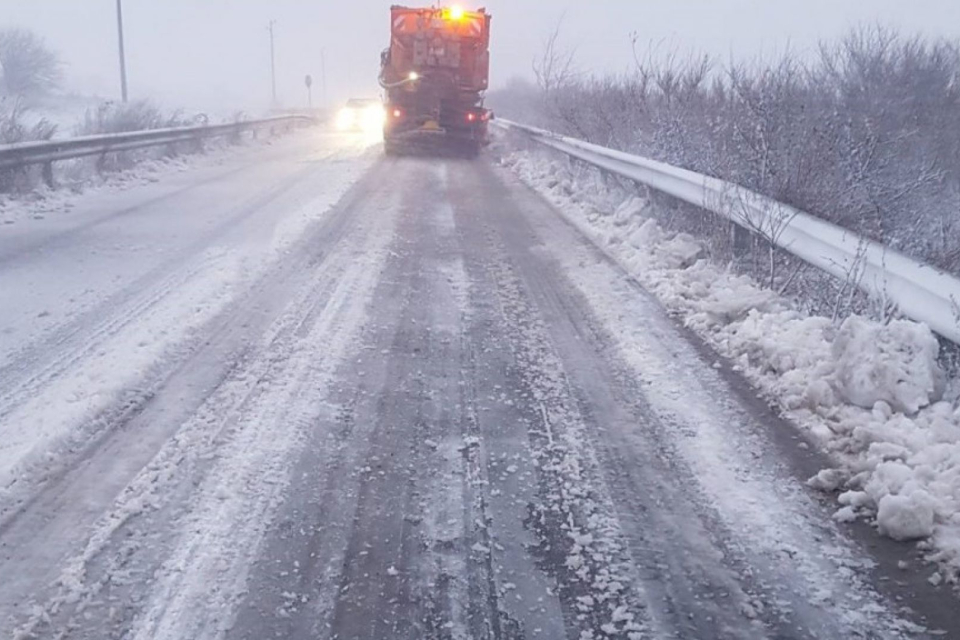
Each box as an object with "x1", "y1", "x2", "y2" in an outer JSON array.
[{"x1": 3, "y1": 1, "x2": 960, "y2": 112}]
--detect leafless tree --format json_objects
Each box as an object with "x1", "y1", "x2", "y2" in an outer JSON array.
[
  {"x1": 533, "y1": 19, "x2": 578, "y2": 96},
  {"x1": 0, "y1": 28, "x2": 62, "y2": 99}
]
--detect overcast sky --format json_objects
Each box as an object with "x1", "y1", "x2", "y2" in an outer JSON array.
[{"x1": 3, "y1": 1, "x2": 960, "y2": 113}]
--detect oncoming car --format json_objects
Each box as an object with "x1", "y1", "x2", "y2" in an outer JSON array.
[{"x1": 336, "y1": 98, "x2": 385, "y2": 132}]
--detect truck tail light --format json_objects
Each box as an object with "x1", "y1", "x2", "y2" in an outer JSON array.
[
  {"x1": 392, "y1": 108, "x2": 404, "y2": 119},
  {"x1": 466, "y1": 112, "x2": 477, "y2": 123}
]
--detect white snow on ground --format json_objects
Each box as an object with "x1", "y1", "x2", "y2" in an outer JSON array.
[
  {"x1": 0, "y1": 138, "x2": 264, "y2": 227},
  {"x1": 0, "y1": 132, "x2": 377, "y2": 501},
  {"x1": 502, "y1": 147, "x2": 960, "y2": 582},
  {"x1": 9, "y1": 191, "x2": 397, "y2": 640},
  {"x1": 0, "y1": 246, "x2": 241, "y2": 489},
  {"x1": 126, "y1": 205, "x2": 396, "y2": 640}
]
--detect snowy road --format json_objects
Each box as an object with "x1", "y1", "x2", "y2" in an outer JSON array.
[{"x1": 0, "y1": 134, "x2": 956, "y2": 639}]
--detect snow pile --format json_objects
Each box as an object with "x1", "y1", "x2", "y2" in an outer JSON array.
[
  {"x1": 831, "y1": 316, "x2": 945, "y2": 415},
  {"x1": 501, "y1": 147, "x2": 960, "y2": 579},
  {"x1": 877, "y1": 489, "x2": 937, "y2": 542}
]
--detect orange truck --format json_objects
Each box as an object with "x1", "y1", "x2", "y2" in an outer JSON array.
[{"x1": 379, "y1": 5, "x2": 493, "y2": 156}]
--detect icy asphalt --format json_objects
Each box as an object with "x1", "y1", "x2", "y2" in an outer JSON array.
[{"x1": 0, "y1": 131, "x2": 957, "y2": 639}]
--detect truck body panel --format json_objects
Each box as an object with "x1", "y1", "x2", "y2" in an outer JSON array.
[{"x1": 380, "y1": 5, "x2": 492, "y2": 155}]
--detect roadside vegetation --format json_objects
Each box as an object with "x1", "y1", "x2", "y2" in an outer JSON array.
[
  {"x1": 0, "y1": 28, "x2": 247, "y2": 197},
  {"x1": 73, "y1": 101, "x2": 201, "y2": 175},
  {"x1": 491, "y1": 27, "x2": 960, "y2": 315},
  {"x1": 0, "y1": 28, "x2": 61, "y2": 100},
  {"x1": 0, "y1": 28, "x2": 59, "y2": 191}
]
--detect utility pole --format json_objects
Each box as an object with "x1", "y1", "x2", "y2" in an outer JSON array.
[
  {"x1": 320, "y1": 48, "x2": 328, "y2": 110},
  {"x1": 116, "y1": 0, "x2": 129, "y2": 102},
  {"x1": 268, "y1": 20, "x2": 277, "y2": 105}
]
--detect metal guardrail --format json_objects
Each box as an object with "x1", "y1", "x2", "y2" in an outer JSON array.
[
  {"x1": 496, "y1": 119, "x2": 960, "y2": 345},
  {"x1": 0, "y1": 115, "x2": 314, "y2": 183}
]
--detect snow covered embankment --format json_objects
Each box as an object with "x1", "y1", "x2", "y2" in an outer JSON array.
[
  {"x1": 502, "y1": 149, "x2": 960, "y2": 583},
  {"x1": 0, "y1": 140, "x2": 248, "y2": 227}
]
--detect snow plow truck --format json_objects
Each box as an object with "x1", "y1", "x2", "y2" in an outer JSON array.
[{"x1": 380, "y1": 5, "x2": 492, "y2": 156}]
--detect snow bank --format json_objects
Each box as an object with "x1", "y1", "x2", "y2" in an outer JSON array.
[
  {"x1": 502, "y1": 147, "x2": 960, "y2": 580},
  {"x1": 832, "y1": 316, "x2": 945, "y2": 415},
  {"x1": 0, "y1": 149, "x2": 218, "y2": 227}
]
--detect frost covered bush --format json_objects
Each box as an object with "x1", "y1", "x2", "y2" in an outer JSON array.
[
  {"x1": 0, "y1": 99, "x2": 56, "y2": 193},
  {"x1": 75, "y1": 100, "x2": 188, "y2": 136},
  {"x1": 0, "y1": 28, "x2": 62, "y2": 101},
  {"x1": 491, "y1": 27, "x2": 960, "y2": 302},
  {"x1": 0, "y1": 99, "x2": 218, "y2": 196},
  {"x1": 74, "y1": 101, "x2": 195, "y2": 174}
]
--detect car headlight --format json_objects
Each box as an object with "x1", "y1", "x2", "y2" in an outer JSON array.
[
  {"x1": 362, "y1": 105, "x2": 386, "y2": 130},
  {"x1": 336, "y1": 109, "x2": 356, "y2": 130}
]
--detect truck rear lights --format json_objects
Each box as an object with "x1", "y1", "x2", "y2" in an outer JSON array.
[{"x1": 392, "y1": 108, "x2": 404, "y2": 119}]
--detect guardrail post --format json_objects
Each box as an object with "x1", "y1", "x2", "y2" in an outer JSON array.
[
  {"x1": 732, "y1": 222, "x2": 750, "y2": 260},
  {"x1": 42, "y1": 162, "x2": 55, "y2": 188}
]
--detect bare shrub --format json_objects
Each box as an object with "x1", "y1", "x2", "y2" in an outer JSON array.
[
  {"x1": 75, "y1": 101, "x2": 192, "y2": 174},
  {"x1": 498, "y1": 26, "x2": 960, "y2": 319},
  {"x1": 76, "y1": 100, "x2": 188, "y2": 136},
  {"x1": 0, "y1": 99, "x2": 56, "y2": 193}
]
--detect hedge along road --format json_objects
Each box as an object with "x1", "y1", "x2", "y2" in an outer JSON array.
[{"x1": 0, "y1": 132, "x2": 956, "y2": 639}]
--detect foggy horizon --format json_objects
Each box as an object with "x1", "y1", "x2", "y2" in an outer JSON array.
[{"x1": 4, "y1": 0, "x2": 960, "y2": 112}]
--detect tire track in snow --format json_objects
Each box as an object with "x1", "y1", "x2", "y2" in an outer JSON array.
[
  {"x1": 0, "y1": 139, "x2": 378, "y2": 509},
  {"x1": 0, "y1": 160, "x2": 378, "y2": 637},
  {"x1": 0, "y1": 155, "x2": 385, "y2": 639},
  {"x1": 7, "y1": 163, "x2": 400, "y2": 640},
  {"x1": 126, "y1": 217, "x2": 396, "y2": 640},
  {"x1": 0, "y1": 165, "x2": 311, "y2": 401},
  {"x1": 226, "y1": 159, "x2": 563, "y2": 640},
  {"x1": 0, "y1": 163, "x2": 326, "y2": 496},
  {"x1": 485, "y1": 245, "x2": 653, "y2": 640}
]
